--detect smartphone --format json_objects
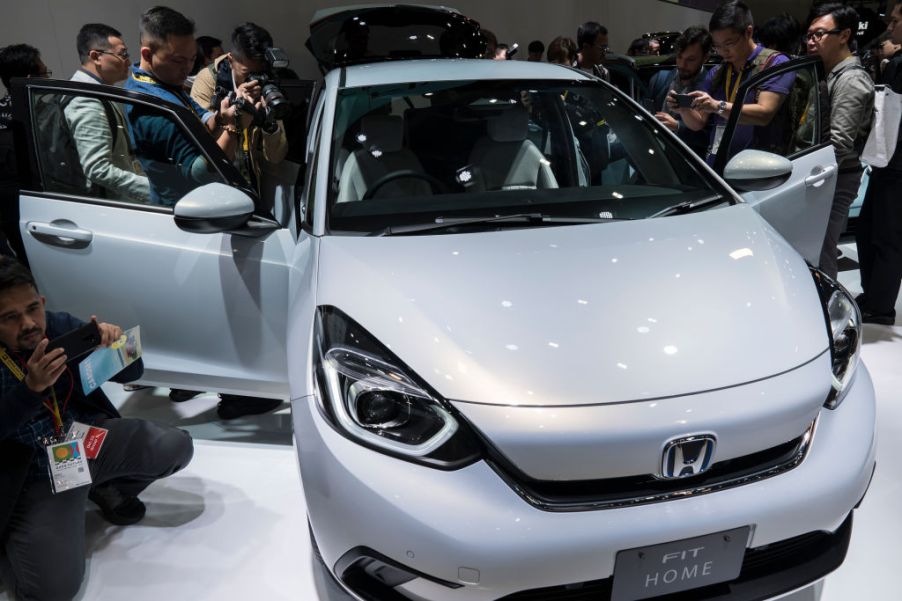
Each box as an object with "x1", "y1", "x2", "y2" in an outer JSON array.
[
  {"x1": 674, "y1": 93, "x2": 695, "y2": 108},
  {"x1": 46, "y1": 321, "x2": 101, "y2": 363}
]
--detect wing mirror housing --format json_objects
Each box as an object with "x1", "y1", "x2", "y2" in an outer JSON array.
[
  {"x1": 174, "y1": 183, "x2": 255, "y2": 233},
  {"x1": 724, "y1": 149, "x2": 793, "y2": 192}
]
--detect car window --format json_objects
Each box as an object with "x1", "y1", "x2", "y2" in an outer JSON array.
[
  {"x1": 720, "y1": 61, "x2": 823, "y2": 163},
  {"x1": 327, "y1": 79, "x2": 727, "y2": 234},
  {"x1": 29, "y1": 89, "x2": 227, "y2": 209}
]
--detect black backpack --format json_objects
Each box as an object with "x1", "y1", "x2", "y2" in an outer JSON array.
[{"x1": 32, "y1": 94, "x2": 118, "y2": 196}]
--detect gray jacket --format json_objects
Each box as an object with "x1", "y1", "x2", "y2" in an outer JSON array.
[
  {"x1": 826, "y1": 56, "x2": 874, "y2": 171},
  {"x1": 65, "y1": 70, "x2": 150, "y2": 201}
]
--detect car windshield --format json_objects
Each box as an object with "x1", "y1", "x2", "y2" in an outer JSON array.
[{"x1": 328, "y1": 78, "x2": 729, "y2": 234}]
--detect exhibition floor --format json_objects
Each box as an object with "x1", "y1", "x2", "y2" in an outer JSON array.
[{"x1": 1, "y1": 242, "x2": 899, "y2": 601}]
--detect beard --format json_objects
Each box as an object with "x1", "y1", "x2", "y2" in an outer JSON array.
[{"x1": 17, "y1": 327, "x2": 43, "y2": 351}]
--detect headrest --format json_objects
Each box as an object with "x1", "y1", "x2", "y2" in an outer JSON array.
[
  {"x1": 360, "y1": 114, "x2": 404, "y2": 153},
  {"x1": 487, "y1": 106, "x2": 529, "y2": 143}
]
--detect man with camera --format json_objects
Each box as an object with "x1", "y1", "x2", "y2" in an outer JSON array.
[
  {"x1": 190, "y1": 22, "x2": 288, "y2": 192},
  {"x1": 0, "y1": 257, "x2": 193, "y2": 601}
]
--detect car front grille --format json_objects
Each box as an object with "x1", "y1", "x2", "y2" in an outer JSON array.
[
  {"x1": 496, "y1": 513, "x2": 852, "y2": 601},
  {"x1": 488, "y1": 419, "x2": 817, "y2": 512}
]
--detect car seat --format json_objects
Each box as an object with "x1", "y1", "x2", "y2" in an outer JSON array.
[
  {"x1": 336, "y1": 114, "x2": 431, "y2": 203},
  {"x1": 467, "y1": 105, "x2": 558, "y2": 192}
]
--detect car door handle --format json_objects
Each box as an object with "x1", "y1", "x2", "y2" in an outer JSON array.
[
  {"x1": 27, "y1": 221, "x2": 94, "y2": 249},
  {"x1": 805, "y1": 166, "x2": 836, "y2": 188}
]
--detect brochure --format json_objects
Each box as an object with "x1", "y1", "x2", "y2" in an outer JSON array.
[{"x1": 79, "y1": 326, "x2": 142, "y2": 395}]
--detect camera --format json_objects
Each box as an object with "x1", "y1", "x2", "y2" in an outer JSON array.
[{"x1": 245, "y1": 72, "x2": 291, "y2": 121}]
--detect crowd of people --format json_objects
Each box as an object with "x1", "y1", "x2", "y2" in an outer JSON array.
[{"x1": 0, "y1": 1, "x2": 900, "y2": 599}]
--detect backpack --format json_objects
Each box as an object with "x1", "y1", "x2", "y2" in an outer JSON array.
[{"x1": 32, "y1": 94, "x2": 118, "y2": 196}]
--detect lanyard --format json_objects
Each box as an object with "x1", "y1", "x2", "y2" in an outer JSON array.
[
  {"x1": 131, "y1": 71, "x2": 201, "y2": 116},
  {"x1": 0, "y1": 347, "x2": 65, "y2": 435},
  {"x1": 724, "y1": 65, "x2": 744, "y2": 104}
]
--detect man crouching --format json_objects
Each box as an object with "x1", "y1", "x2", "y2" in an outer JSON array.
[{"x1": 0, "y1": 257, "x2": 193, "y2": 601}]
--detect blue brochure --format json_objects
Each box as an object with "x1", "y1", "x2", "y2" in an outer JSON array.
[{"x1": 79, "y1": 327, "x2": 143, "y2": 395}]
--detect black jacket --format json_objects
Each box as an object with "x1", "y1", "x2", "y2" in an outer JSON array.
[{"x1": 0, "y1": 311, "x2": 143, "y2": 538}]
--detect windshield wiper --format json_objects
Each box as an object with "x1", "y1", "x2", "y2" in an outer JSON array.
[
  {"x1": 650, "y1": 195, "x2": 728, "y2": 218},
  {"x1": 372, "y1": 213, "x2": 622, "y2": 236}
]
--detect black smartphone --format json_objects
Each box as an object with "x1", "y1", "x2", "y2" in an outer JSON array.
[
  {"x1": 674, "y1": 93, "x2": 695, "y2": 108},
  {"x1": 46, "y1": 321, "x2": 101, "y2": 363}
]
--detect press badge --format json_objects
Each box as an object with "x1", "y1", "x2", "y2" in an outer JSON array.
[
  {"x1": 46, "y1": 439, "x2": 92, "y2": 494},
  {"x1": 67, "y1": 421, "x2": 109, "y2": 459},
  {"x1": 709, "y1": 125, "x2": 726, "y2": 157}
]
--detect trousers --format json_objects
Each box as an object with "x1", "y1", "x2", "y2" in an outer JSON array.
[
  {"x1": 0, "y1": 418, "x2": 193, "y2": 601},
  {"x1": 856, "y1": 167, "x2": 902, "y2": 314},
  {"x1": 818, "y1": 168, "x2": 864, "y2": 279}
]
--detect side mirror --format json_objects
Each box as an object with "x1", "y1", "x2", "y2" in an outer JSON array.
[
  {"x1": 724, "y1": 149, "x2": 793, "y2": 192},
  {"x1": 174, "y1": 183, "x2": 255, "y2": 233}
]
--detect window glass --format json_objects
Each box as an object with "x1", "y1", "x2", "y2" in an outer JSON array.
[
  {"x1": 30, "y1": 90, "x2": 226, "y2": 208},
  {"x1": 328, "y1": 79, "x2": 725, "y2": 234},
  {"x1": 723, "y1": 62, "x2": 821, "y2": 161}
]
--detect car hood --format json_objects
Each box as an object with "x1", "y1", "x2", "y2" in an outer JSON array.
[{"x1": 316, "y1": 204, "x2": 829, "y2": 406}]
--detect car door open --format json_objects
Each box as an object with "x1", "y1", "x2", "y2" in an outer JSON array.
[{"x1": 9, "y1": 78, "x2": 299, "y2": 398}]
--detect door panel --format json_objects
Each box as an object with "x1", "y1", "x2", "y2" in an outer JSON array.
[
  {"x1": 714, "y1": 55, "x2": 836, "y2": 264},
  {"x1": 20, "y1": 195, "x2": 294, "y2": 397},
  {"x1": 739, "y1": 145, "x2": 836, "y2": 265}
]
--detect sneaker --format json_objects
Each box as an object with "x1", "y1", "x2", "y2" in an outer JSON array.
[
  {"x1": 169, "y1": 388, "x2": 203, "y2": 403},
  {"x1": 88, "y1": 488, "x2": 146, "y2": 526},
  {"x1": 123, "y1": 384, "x2": 150, "y2": 392},
  {"x1": 217, "y1": 395, "x2": 283, "y2": 420}
]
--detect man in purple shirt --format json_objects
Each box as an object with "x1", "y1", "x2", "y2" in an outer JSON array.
[{"x1": 670, "y1": 0, "x2": 795, "y2": 166}]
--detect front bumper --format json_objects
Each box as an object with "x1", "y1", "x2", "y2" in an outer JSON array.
[{"x1": 293, "y1": 365, "x2": 876, "y2": 601}]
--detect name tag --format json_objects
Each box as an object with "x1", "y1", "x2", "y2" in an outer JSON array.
[{"x1": 46, "y1": 439, "x2": 92, "y2": 494}]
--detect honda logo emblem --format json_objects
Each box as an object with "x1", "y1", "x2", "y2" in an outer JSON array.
[{"x1": 660, "y1": 435, "x2": 717, "y2": 479}]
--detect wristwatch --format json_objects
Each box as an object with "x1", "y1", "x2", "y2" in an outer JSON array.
[{"x1": 717, "y1": 100, "x2": 727, "y2": 115}]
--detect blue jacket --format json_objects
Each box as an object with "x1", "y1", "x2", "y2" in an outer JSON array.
[{"x1": 0, "y1": 311, "x2": 143, "y2": 538}]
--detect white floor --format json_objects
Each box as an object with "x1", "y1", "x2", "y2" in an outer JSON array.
[{"x1": 1, "y1": 243, "x2": 900, "y2": 601}]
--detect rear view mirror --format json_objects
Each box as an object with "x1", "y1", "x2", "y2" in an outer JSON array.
[
  {"x1": 724, "y1": 150, "x2": 793, "y2": 192},
  {"x1": 174, "y1": 183, "x2": 255, "y2": 233}
]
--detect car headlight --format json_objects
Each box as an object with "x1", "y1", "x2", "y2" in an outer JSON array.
[
  {"x1": 810, "y1": 268, "x2": 861, "y2": 409},
  {"x1": 313, "y1": 306, "x2": 482, "y2": 468}
]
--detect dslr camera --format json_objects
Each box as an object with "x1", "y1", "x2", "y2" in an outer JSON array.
[{"x1": 227, "y1": 47, "x2": 292, "y2": 129}]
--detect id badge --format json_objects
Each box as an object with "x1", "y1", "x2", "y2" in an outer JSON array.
[
  {"x1": 46, "y1": 439, "x2": 92, "y2": 494},
  {"x1": 67, "y1": 421, "x2": 109, "y2": 459},
  {"x1": 709, "y1": 124, "x2": 726, "y2": 157}
]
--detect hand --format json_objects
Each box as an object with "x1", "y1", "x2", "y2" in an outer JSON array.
[
  {"x1": 655, "y1": 112, "x2": 679, "y2": 132},
  {"x1": 688, "y1": 90, "x2": 718, "y2": 113},
  {"x1": 665, "y1": 91, "x2": 678, "y2": 111},
  {"x1": 92, "y1": 316, "x2": 123, "y2": 347},
  {"x1": 238, "y1": 79, "x2": 262, "y2": 103},
  {"x1": 219, "y1": 96, "x2": 253, "y2": 130},
  {"x1": 24, "y1": 338, "x2": 66, "y2": 393}
]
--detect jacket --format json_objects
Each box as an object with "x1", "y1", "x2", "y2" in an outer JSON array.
[{"x1": 0, "y1": 311, "x2": 143, "y2": 538}]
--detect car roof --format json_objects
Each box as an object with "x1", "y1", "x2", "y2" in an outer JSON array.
[{"x1": 340, "y1": 58, "x2": 594, "y2": 88}]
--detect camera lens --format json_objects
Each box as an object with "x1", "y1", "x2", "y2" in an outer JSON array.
[{"x1": 262, "y1": 83, "x2": 291, "y2": 120}]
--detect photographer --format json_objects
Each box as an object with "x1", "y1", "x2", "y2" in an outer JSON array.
[
  {"x1": 190, "y1": 22, "x2": 288, "y2": 192},
  {"x1": 0, "y1": 257, "x2": 193, "y2": 600}
]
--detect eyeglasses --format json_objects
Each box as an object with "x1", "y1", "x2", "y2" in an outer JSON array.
[
  {"x1": 711, "y1": 35, "x2": 742, "y2": 51},
  {"x1": 805, "y1": 29, "x2": 843, "y2": 42},
  {"x1": 94, "y1": 49, "x2": 130, "y2": 60}
]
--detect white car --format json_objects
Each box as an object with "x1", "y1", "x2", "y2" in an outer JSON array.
[{"x1": 8, "y1": 5, "x2": 875, "y2": 601}]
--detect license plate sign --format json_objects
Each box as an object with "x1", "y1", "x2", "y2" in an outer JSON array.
[{"x1": 611, "y1": 527, "x2": 750, "y2": 601}]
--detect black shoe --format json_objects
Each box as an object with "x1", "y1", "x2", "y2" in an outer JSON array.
[
  {"x1": 169, "y1": 388, "x2": 203, "y2": 403},
  {"x1": 89, "y1": 488, "x2": 146, "y2": 526},
  {"x1": 217, "y1": 395, "x2": 283, "y2": 420},
  {"x1": 861, "y1": 310, "x2": 896, "y2": 325}
]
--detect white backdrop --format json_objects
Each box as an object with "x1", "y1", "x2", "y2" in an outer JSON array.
[{"x1": 0, "y1": 0, "x2": 812, "y2": 96}]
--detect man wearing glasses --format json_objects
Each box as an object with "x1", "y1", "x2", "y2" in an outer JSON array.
[
  {"x1": 805, "y1": 4, "x2": 874, "y2": 280},
  {"x1": 671, "y1": 0, "x2": 794, "y2": 165},
  {"x1": 66, "y1": 23, "x2": 151, "y2": 202}
]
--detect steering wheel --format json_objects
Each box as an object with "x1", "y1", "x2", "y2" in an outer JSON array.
[{"x1": 361, "y1": 170, "x2": 448, "y2": 200}]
